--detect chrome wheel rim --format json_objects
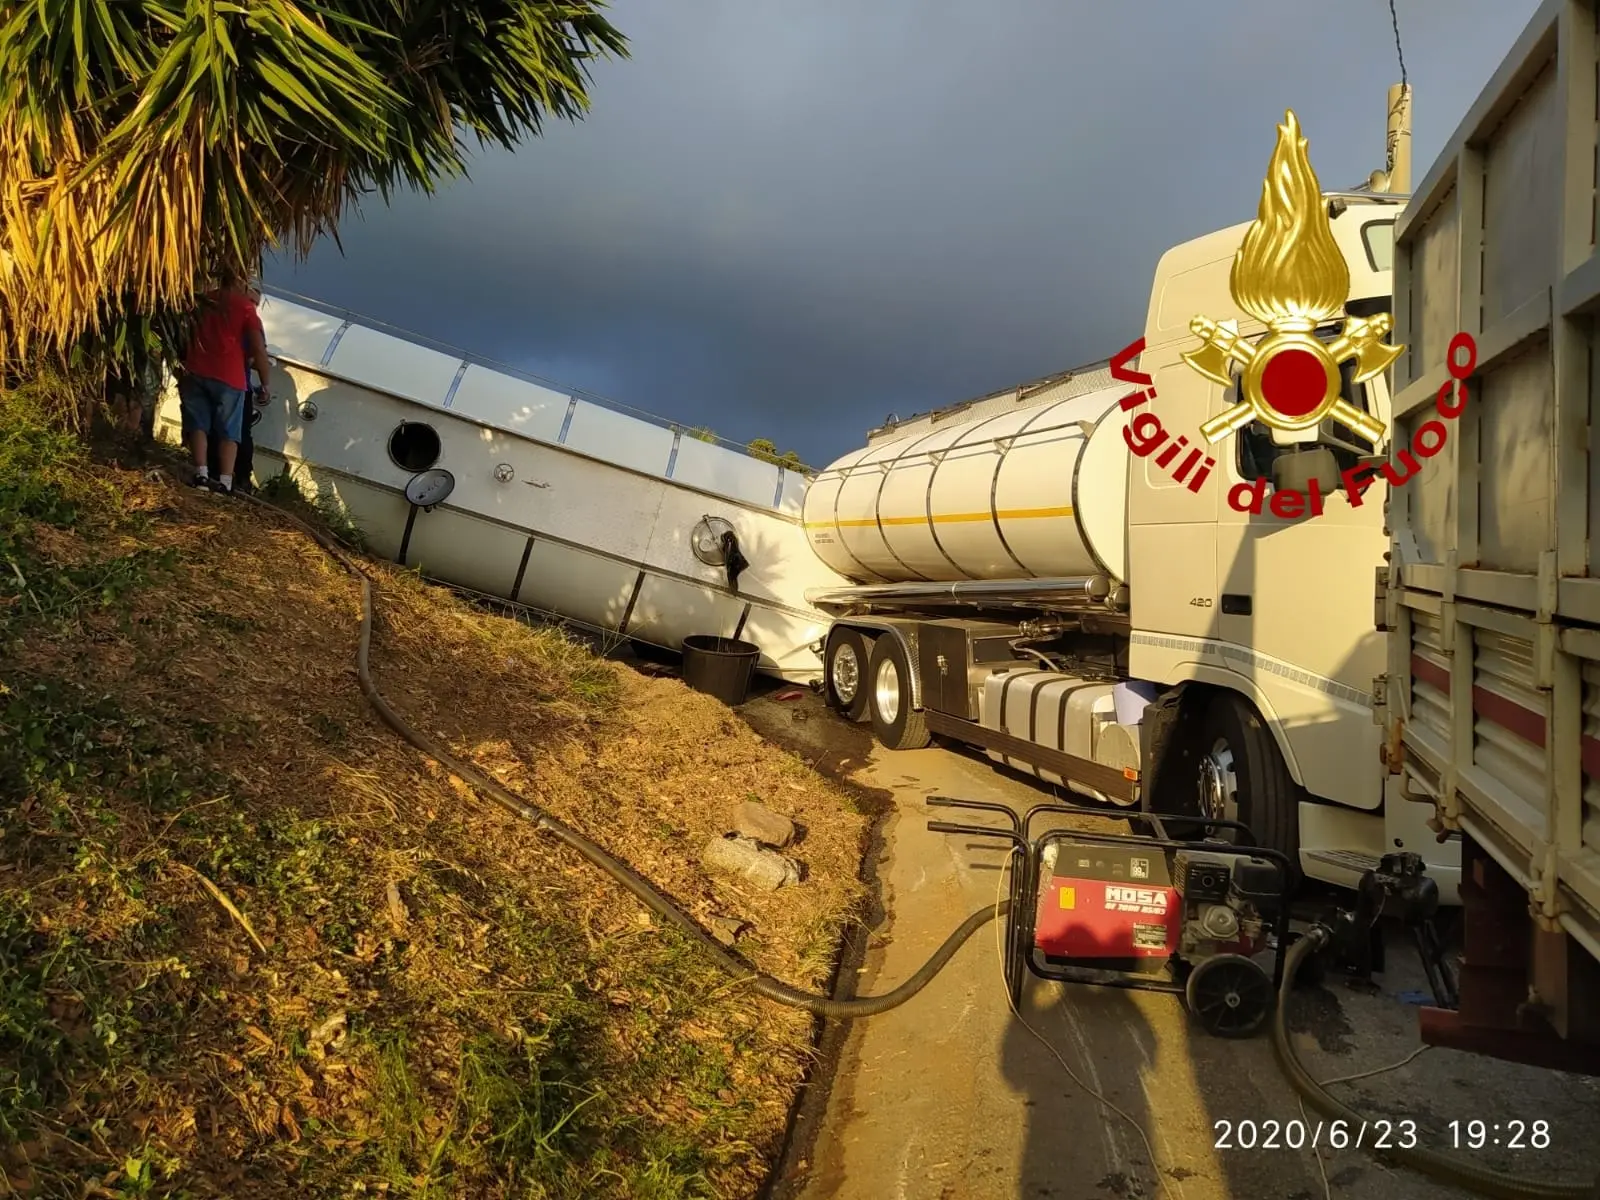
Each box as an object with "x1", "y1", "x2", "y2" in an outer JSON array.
[
  {"x1": 874, "y1": 658, "x2": 901, "y2": 725},
  {"x1": 833, "y1": 642, "x2": 860, "y2": 704},
  {"x1": 1198, "y1": 739, "x2": 1239, "y2": 825}
]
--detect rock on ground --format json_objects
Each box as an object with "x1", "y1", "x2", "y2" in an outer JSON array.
[{"x1": 734, "y1": 799, "x2": 796, "y2": 848}]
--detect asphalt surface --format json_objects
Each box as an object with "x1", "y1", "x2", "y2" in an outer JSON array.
[{"x1": 740, "y1": 685, "x2": 1600, "y2": 1200}]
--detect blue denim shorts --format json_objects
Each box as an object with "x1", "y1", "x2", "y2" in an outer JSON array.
[{"x1": 178, "y1": 373, "x2": 246, "y2": 443}]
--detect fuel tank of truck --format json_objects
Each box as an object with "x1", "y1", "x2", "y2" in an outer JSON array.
[{"x1": 802, "y1": 384, "x2": 1129, "y2": 585}]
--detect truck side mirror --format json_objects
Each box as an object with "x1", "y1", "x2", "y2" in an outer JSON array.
[{"x1": 1272, "y1": 447, "x2": 1340, "y2": 495}]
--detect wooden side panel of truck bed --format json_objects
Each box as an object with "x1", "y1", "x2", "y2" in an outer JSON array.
[{"x1": 1389, "y1": 0, "x2": 1600, "y2": 980}]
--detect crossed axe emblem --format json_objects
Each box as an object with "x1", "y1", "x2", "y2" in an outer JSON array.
[{"x1": 1182, "y1": 314, "x2": 1400, "y2": 448}]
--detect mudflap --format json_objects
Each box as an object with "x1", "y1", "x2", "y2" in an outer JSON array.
[{"x1": 1140, "y1": 685, "x2": 1204, "y2": 826}]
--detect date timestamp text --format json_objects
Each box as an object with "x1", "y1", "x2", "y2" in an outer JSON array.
[{"x1": 1213, "y1": 1119, "x2": 1553, "y2": 1152}]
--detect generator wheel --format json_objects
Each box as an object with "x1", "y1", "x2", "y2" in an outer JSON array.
[
  {"x1": 1185, "y1": 953, "x2": 1274, "y2": 1039},
  {"x1": 1198, "y1": 693, "x2": 1302, "y2": 890},
  {"x1": 867, "y1": 636, "x2": 929, "y2": 750},
  {"x1": 824, "y1": 627, "x2": 873, "y2": 722}
]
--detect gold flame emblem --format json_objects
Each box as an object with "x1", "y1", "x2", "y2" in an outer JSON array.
[{"x1": 1182, "y1": 111, "x2": 1401, "y2": 446}]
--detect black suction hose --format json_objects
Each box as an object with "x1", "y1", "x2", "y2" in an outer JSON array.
[
  {"x1": 240, "y1": 490, "x2": 1002, "y2": 1017},
  {"x1": 1276, "y1": 929, "x2": 1595, "y2": 1200}
]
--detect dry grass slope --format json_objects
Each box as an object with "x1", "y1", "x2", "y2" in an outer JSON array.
[{"x1": 0, "y1": 382, "x2": 868, "y2": 1199}]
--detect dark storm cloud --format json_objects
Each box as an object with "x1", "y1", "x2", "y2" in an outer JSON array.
[{"x1": 270, "y1": 0, "x2": 1541, "y2": 467}]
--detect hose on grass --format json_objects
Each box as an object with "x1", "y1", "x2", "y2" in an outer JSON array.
[
  {"x1": 238, "y1": 488, "x2": 1003, "y2": 1017},
  {"x1": 1276, "y1": 930, "x2": 1595, "y2": 1200}
]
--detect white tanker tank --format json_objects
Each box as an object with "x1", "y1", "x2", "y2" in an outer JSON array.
[{"x1": 802, "y1": 384, "x2": 1131, "y2": 588}]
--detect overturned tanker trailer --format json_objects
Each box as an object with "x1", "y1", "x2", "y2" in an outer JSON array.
[{"x1": 155, "y1": 289, "x2": 852, "y2": 683}]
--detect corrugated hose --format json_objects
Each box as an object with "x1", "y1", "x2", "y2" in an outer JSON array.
[
  {"x1": 237, "y1": 488, "x2": 1002, "y2": 1017},
  {"x1": 1277, "y1": 929, "x2": 1595, "y2": 1199}
]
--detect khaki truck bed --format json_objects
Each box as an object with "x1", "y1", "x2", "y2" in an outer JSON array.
[{"x1": 1388, "y1": 0, "x2": 1600, "y2": 1066}]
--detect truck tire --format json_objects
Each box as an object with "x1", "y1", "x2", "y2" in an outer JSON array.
[
  {"x1": 1198, "y1": 693, "x2": 1302, "y2": 891},
  {"x1": 867, "y1": 635, "x2": 930, "y2": 751},
  {"x1": 824, "y1": 627, "x2": 873, "y2": 722}
]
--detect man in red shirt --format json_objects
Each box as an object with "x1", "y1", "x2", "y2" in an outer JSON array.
[{"x1": 180, "y1": 266, "x2": 272, "y2": 495}]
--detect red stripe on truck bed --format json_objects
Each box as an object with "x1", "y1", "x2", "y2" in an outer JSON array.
[
  {"x1": 1408, "y1": 653, "x2": 1600, "y2": 779},
  {"x1": 1409, "y1": 654, "x2": 1451, "y2": 695}
]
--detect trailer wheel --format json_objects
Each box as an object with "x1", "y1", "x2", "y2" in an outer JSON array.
[
  {"x1": 824, "y1": 628, "x2": 873, "y2": 722},
  {"x1": 1198, "y1": 693, "x2": 1302, "y2": 889},
  {"x1": 867, "y1": 636, "x2": 930, "y2": 750}
]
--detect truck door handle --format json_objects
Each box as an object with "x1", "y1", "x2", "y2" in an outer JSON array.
[{"x1": 1221, "y1": 594, "x2": 1252, "y2": 616}]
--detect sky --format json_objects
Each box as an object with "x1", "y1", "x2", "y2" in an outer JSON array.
[{"x1": 269, "y1": 0, "x2": 1544, "y2": 468}]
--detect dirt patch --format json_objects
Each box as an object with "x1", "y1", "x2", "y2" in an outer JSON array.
[{"x1": 0, "y1": 437, "x2": 869, "y2": 1198}]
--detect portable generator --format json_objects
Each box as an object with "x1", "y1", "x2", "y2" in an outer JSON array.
[{"x1": 927, "y1": 797, "x2": 1294, "y2": 1038}]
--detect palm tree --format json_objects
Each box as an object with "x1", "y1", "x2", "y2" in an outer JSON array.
[{"x1": 0, "y1": 1, "x2": 627, "y2": 372}]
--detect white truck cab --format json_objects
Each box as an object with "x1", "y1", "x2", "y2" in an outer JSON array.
[
  {"x1": 808, "y1": 189, "x2": 1460, "y2": 901},
  {"x1": 1131, "y1": 194, "x2": 1456, "y2": 897}
]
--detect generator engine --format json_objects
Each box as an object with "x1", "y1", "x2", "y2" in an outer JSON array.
[{"x1": 1171, "y1": 848, "x2": 1281, "y2": 964}]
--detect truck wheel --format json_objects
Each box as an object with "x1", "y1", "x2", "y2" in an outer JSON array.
[
  {"x1": 824, "y1": 628, "x2": 873, "y2": 722},
  {"x1": 867, "y1": 636, "x2": 930, "y2": 750},
  {"x1": 1198, "y1": 693, "x2": 1302, "y2": 890}
]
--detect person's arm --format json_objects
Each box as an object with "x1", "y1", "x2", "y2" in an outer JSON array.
[{"x1": 245, "y1": 312, "x2": 272, "y2": 399}]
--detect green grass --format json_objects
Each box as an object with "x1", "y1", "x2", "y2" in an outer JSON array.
[
  {"x1": 0, "y1": 375, "x2": 176, "y2": 634},
  {"x1": 256, "y1": 462, "x2": 369, "y2": 552},
  {"x1": 0, "y1": 371, "x2": 817, "y2": 1198}
]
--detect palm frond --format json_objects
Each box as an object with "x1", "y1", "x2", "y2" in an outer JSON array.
[{"x1": 0, "y1": 0, "x2": 628, "y2": 372}]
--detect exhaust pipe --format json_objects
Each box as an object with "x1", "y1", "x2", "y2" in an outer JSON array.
[{"x1": 1371, "y1": 82, "x2": 1412, "y2": 194}]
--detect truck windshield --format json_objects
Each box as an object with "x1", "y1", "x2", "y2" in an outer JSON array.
[{"x1": 1361, "y1": 220, "x2": 1395, "y2": 272}]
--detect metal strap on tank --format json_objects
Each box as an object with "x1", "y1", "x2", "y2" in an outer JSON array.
[
  {"x1": 617, "y1": 571, "x2": 646, "y2": 634},
  {"x1": 997, "y1": 668, "x2": 1046, "y2": 726},
  {"x1": 987, "y1": 435, "x2": 1031, "y2": 578},
  {"x1": 320, "y1": 319, "x2": 354, "y2": 366},
  {"x1": 1070, "y1": 416, "x2": 1117, "y2": 579},
  {"x1": 1053, "y1": 680, "x2": 1104, "y2": 762},
  {"x1": 997, "y1": 669, "x2": 1046, "y2": 770},
  {"x1": 441, "y1": 359, "x2": 470, "y2": 409},
  {"x1": 925, "y1": 410, "x2": 1016, "y2": 580},
  {"x1": 923, "y1": 452, "x2": 968, "y2": 580},
  {"x1": 665, "y1": 429, "x2": 682, "y2": 479},
  {"x1": 989, "y1": 400, "x2": 1074, "y2": 580},
  {"x1": 556, "y1": 397, "x2": 578, "y2": 444},
  {"x1": 1032, "y1": 675, "x2": 1104, "y2": 767},
  {"x1": 509, "y1": 535, "x2": 536, "y2": 602},
  {"x1": 1027, "y1": 672, "x2": 1042, "y2": 744},
  {"x1": 873, "y1": 426, "x2": 950, "y2": 582},
  {"x1": 827, "y1": 465, "x2": 889, "y2": 583},
  {"x1": 772, "y1": 467, "x2": 786, "y2": 509}
]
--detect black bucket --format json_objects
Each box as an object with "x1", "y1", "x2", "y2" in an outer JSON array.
[{"x1": 681, "y1": 635, "x2": 761, "y2": 706}]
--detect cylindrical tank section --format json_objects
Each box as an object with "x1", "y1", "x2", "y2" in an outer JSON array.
[{"x1": 803, "y1": 384, "x2": 1129, "y2": 585}]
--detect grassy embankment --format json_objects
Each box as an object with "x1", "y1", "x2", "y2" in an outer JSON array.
[{"x1": 0, "y1": 377, "x2": 868, "y2": 1199}]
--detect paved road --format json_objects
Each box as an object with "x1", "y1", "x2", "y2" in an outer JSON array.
[{"x1": 742, "y1": 688, "x2": 1600, "y2": 1200}]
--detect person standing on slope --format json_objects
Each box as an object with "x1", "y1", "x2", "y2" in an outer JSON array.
[
  {"x1": 210, "y1": 280, "x2": 269, "y2": 493},
  {"x1": 181, "y1": 266, "x2": 271, "y2": 495}
]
